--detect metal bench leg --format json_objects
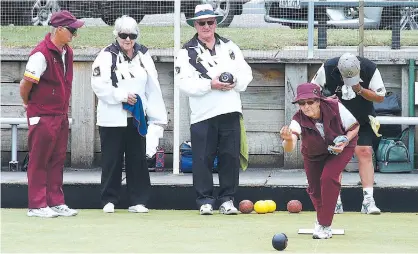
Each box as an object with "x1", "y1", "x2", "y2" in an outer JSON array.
[{"x1": 9, "y1": 124, "x2": 19, "y2": 171}]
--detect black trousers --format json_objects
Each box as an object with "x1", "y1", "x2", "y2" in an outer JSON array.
[
  {"x1": 190, "y1": 112, "x2": 241, "y2": 208},
  {"x1": 99, "y1": 119, "x2": 150, "y2": 207}
]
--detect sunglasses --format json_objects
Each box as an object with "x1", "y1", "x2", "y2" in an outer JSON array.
[
  {"x1": 197, "y1": 21, "x2": 215, "y2": 26},
  {"x1": 297, "y1": 100, "x2": 317, "y2": 106},
  {"x1": 64, "y1": 26, "x2": 77, "y2": 35},
  {"x1": 118, "y1": 33, "x2": 138, "y2": 40}
]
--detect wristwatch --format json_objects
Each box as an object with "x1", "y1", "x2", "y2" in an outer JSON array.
[{"x1": 355, "y1": 86, "x2": 363, "y2": 95}]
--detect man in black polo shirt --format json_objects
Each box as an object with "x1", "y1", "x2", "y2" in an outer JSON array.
[{"x1": 312, "y1": 53, "x2": 386, "y2": 215}]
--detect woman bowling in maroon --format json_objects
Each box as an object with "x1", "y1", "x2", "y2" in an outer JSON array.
[{"x1": 280, "y1": 83, "x2": 359, "y2": 239}]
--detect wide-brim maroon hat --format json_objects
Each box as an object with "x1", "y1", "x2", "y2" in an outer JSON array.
[{"x1": 292, "y1": 83, "x2": 322, "y2": 104}]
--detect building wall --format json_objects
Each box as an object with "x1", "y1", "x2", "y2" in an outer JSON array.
[{"x1": 1, "y1": 58, "x2": 415, "y2": 169}]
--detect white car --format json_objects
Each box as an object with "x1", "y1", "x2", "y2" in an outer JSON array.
[
  {"x1": 0, "y1": 0, "x2": 250, "y2": 27},
  {"x1": 264, "y1": 0, "x2": 418, "y2": 30}
]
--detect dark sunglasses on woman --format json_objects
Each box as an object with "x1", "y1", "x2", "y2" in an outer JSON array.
[
  {"x1": 297, "y1": 100, "x2": 317, "y2": 106},
  {"x1": 118, "y1": 33, "x2": 138, "y2": 40}
]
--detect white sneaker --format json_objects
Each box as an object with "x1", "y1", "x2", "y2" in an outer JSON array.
[
  {"x1": 314, "y1": 220, "x2": 321, "y2": 232},
  {"x1": 103, "y1": 202, "x2": 115, "y2": 213},
  {"x1": 128, "y1": 204, "x2": 149, "y2": 213},
  {"x1": 334, "y1": 201, "x2": 344, "y2": 214},
  {"x1": 219, "y1": 200, "x2": 239, "y2": 215},
  {"x1": 313, "y1": 223, "x2": 332, "y2": 239},
  {"x1": 361, "y1": 198, "x2": 381, "y2": 215},
  {"x1": 27, "y1": 207, "x2": 59, "y2": 218},
  {"x1": 199, "y1": 204, "x2": 213, "y2": 215},
  {"x1": 50, "y1": 204, "x2": 78, "y2": 216}
]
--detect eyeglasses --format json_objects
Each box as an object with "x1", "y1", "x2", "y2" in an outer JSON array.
[
  {"x1": 297, "y1": 100, "x2": 317, "y2": 106},
  {"x1": 197, "y1": 21, "x2": 215, "y2": 26},
  {"x1": 64, "y1": 26, "x2": 77, "y2": 35},
  {"x1": 118, "y1": 33, "x2": 138, "y2": 40}
]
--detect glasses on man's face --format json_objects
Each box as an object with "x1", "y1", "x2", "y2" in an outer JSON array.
[
  {"x1": 65, "y1": 26, "x2": 77, "y2": 35},
  {"x1": 197, "y1": 20, "x2": 215, "y2": 26},
  {"x1": 297, "y1": 100, "x2": 317, "y2": 106},
  {"x1": 118, "y1": 33, "x2": 138, "y2": 40}
]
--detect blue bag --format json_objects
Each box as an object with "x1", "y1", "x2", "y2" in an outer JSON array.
[{"x1": 180, "y1": 141, "x2": 218, "y2": 173}]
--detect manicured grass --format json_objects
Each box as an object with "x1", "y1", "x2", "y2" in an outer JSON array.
[
  {"x1": 1, "y1": 209, "x2": 417, "y2": 253},
  {"x1": 1, "y1": 26, "x2": 417, "y2": 50}
]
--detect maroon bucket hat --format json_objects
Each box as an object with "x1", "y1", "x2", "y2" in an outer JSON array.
[{"x1": 292, "y1": 83, "x2": 322, "y2": 104}]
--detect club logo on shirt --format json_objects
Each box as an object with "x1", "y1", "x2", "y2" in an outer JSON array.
[
  {"x1": 335, "y1": 86, "x2": 342, "y2": 93},
  {"x1": 25, "y1": 69, "x2": 35, "y2": 75},
  {"x1": 229, "y1": 50, "x2": 235, "y2": 60},
  {"x1": 93, "y1": 66, "x2": 101, "y2": 77},
  {"x1": 175, "y1": 66, "x2": 180, "y2": 75}
]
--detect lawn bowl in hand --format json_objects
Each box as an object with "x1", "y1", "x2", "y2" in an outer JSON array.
[{"x1": 219, "y1": 72, "x2": 234, "y2": 84}]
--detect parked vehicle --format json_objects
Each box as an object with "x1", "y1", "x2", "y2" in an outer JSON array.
[
  {"x1": 0, "y1": 0, "x2": 250, "y2": 27},
  {"x1": 264, "y1": 0, "x2": 418, "y2": 30}
]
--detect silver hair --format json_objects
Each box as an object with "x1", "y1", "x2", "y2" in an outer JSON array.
[{"x1": 112, "y1": 15, "x2": 139, "y2": 38}]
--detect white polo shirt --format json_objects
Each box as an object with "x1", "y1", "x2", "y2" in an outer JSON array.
[
  {"x1": 24, "y1": 50, "x2": 67, "y2": 83},
  {"x1": 289, "y1": 102, "x2": 357, "y2": 139},
  {"x1": 311, "y1": 64, "x2": 386, "y2": 97}
]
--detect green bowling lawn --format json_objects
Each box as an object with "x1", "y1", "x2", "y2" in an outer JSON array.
[
  {"x1": 1, "y1": 209, "x2": 417, "y2": 253},
  {"x1": 1, "y1": 26, "x2": 418, "y2": 50}
]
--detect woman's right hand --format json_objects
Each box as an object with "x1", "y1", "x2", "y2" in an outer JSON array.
[
  {"x1": 280, "y1": 126, "x2": 293, "y2": 141},
  {"x1": 211, "y1": 76, "x2": 234, "y2": 91},
  {"x1": 127, "y1": 93, "x2": 137, "y2": 105}
]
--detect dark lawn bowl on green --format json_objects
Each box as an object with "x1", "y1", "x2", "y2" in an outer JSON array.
[{"x1": 1, "y1": 209, "x2": 418, "y2": 253}]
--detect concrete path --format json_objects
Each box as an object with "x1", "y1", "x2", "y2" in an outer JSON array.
[{"x1": 2, "y1": 168, "x2": 417, "y2": 188}]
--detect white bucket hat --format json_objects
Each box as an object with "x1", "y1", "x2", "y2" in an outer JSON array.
[{"x1": 186, "y1": 4, "x2": 223, "y2": 26}]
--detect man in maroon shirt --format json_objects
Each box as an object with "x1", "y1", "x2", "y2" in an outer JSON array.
[{"x1": 19, "y1": 10, "x2": 84, "y2": 218}]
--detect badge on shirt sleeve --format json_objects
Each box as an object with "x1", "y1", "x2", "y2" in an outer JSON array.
[
  {"x1": 93, "y1": 66, "x2": 101, "y2": 77},
  {"x1": 175, "y1": 66, "x2": 180, "y2": 75}
]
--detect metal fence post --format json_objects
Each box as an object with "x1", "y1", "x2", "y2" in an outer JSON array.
[
  {"x1": 317, "y1": 6, "x2": 327, "y2": 49},
  {"x1": 173, "y1": 0, "x2": 181, "y2": 175},
  {"x1": 392, "y1": 6, "x2": 401, "y2": 49},
  {"x1": 358, "y1": 0, "x2": 364, "y2": 57},
  {"x1": 307, "y1": 1, "x2": 314, "y2": 58}
]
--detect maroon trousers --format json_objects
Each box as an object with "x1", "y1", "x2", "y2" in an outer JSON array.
[
  {"x1": 27, "y1": 115, "x2": 69, "y2": 209},
  {"x1": 304, "y1": 146, "x2": 355, "y2": 227}
]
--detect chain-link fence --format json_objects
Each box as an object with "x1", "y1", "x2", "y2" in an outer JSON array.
[{"x1": 0, "y1": 0, "x2": 417, "y2": 58}]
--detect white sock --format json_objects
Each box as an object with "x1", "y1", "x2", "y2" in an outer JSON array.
[
  {"x1": 337, "y1": 193, "x2": 342, "y2": 203},
  {"x1": 363, "y1": 188, "x2": 373, "y2": 200}
]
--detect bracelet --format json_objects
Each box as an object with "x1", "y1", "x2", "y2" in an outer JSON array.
[{"x1": 355, "y1": 86, "x2": 363, "y2": 95}]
